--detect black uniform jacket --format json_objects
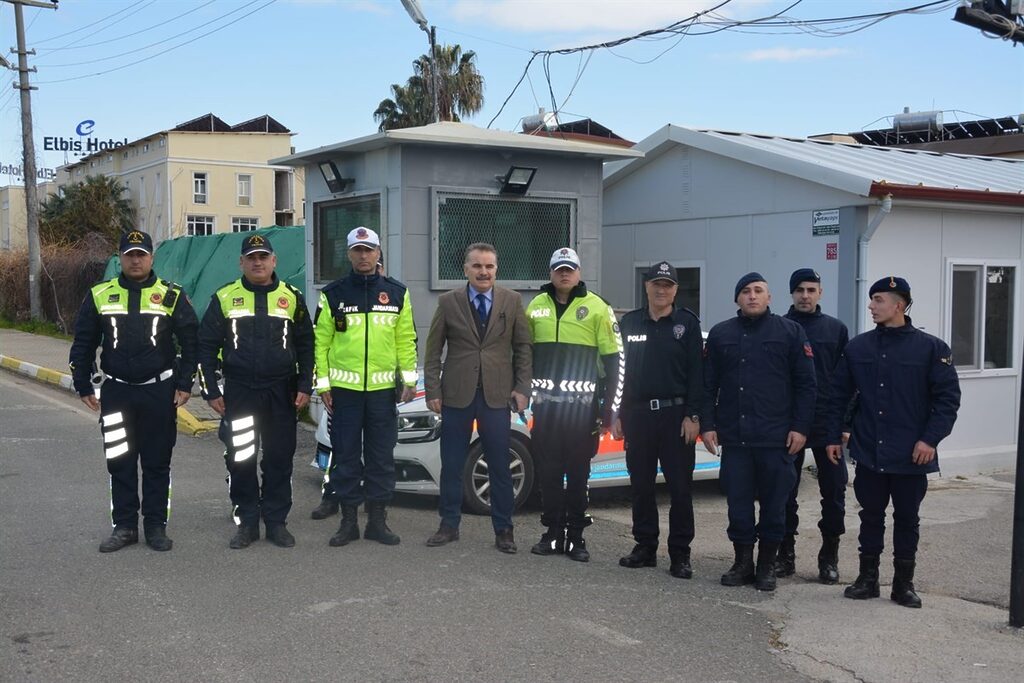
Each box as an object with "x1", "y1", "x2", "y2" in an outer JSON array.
[
  {"x1": 619, "y1": 305, "x2": 703, "y2": 423},
  {"x1": 702, "y1": 308, "x2": 816, "y2": 448},
  {"x1": 69, "y1": 272, "x2": 198, "y2": 396},
  {"x1": 826, "y1": 318, "x2": 961, "y2": 475},
  {"x1": 197, "y1": 274, "x2": 314, "y2": 400},
  {"x1": 784, "y1": 305, "x2": 849, "y2": 447}
]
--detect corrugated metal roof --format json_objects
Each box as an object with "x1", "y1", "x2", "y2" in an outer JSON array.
[
  {"x1": 272, "y1": 121, "x2": 642, "y2": 166},
  {"x1": 605, "y1": 125, "x2": 1024, "y2": 199}
]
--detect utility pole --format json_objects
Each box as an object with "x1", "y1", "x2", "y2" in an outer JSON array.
[{"x1": 3, "y1": 0, "x2": 58, "y2": 320}]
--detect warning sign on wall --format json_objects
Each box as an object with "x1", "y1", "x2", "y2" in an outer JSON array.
[{"x1": 826, "y1": 242, "x2": 838, "y2": 261}]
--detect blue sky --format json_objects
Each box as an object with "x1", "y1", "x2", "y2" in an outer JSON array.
[{"x1": 1, "y1": 0, "x2": 1022, "y2": 177}]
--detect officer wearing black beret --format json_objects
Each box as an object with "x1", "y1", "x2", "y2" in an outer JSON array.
[
  {"x1": 778, "y1": 268, "x2": 850, "y2": 584},
  {"x1": 702, "y1": 272, "x2": 816, "y2": 591},
  {"x1": 826, "y1": 276, "x2": 960, "y2": 608}
]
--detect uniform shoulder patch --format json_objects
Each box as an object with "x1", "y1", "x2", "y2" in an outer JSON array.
[
  {"x1": 803, "y1": 341, "x2": 814, "y2": 358},
  {"x1": 939, "y1": 355, "x2": 953, "y2": 365}
]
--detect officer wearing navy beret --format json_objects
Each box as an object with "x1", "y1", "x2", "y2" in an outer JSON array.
[
  {"x1": 702, "y1": 273, "x2": 816, "y2": 591},
  {"x1": 826, "y1": 276, "x2": 960, "y2": 608},
  {"x1": 778, "y1": 268, "x2": 850, "y2": 584}
]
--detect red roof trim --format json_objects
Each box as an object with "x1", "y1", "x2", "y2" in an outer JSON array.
[{"x1": 869, "y1": 181, "x2": 1024, "y2": 207}]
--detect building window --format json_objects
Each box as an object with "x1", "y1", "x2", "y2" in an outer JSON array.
[
  {"x1": 138, "y1": 175, "x2": 145, "y2": 207},
  {"x1": 634, "y1": 265, "x2": 702, "y2": 318},
  {"x1": 315, "y1": 194, "x2": 381, "y2": 283},
  {"x1": 122, "y1": 151, "x2": 128, "y2": 160},
  {"x1": 155, "y1": 172, "x2": 161, "y2": 204},
  {"x1": 106, "y1": 154, "x2": 113, "y2": 163},
  {"x1": 950, "y1": 262, "x2": 1016, "y2": 370},
  {"x1": 237, "y1": 174, "x2": 252, "y2": 206},
  {"x1": 432, "y1": 192, "x2": 574, "y2": 288},
  {"x1": 158, "y1": 137, "x2": 165, "y2": 148},
  {"x1": 232, "y1": 217, "x2": 259, "y2": 232},
  {"x1": 193, "y1": 172, "x2": 208, "y2": 204},
  {"x1": 143, "y1": 143, "x2": 150, "y2": 153},
  {"x1": 187, "y1": 215, "x2": 215, "y2": 236}
]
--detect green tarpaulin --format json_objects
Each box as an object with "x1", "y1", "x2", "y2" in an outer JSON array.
[{"x1": 103, "y1": 226, "x2": 306, "y2": 318}]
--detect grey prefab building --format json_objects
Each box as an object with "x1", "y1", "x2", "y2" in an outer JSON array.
[
  {"x1": 603, "y1": 124, "x2": 1024, "y2": 475},
  {"x1": 272, "y1": 121, "x2": 640, "y2": 348}
]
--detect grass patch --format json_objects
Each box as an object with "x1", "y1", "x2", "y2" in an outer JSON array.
[{"x1": 0, "y1": 316, "x2": 72, "y2": 340}]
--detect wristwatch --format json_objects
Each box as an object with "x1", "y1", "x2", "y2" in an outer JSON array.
[{"x1": 686, "y1": 414, "x2": 700, "y2": 422}]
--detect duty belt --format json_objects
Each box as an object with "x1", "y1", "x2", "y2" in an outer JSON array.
[
  {"x1": 106, "y1": 368, "x2": 174, "y2": 385},
  {"x1": 640, "y1": 397, "x2": 686, "y2": 411}
]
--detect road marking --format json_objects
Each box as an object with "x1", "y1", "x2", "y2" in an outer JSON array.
[{"x1": 0, "y1": 373, "x2": 95, "y2": 420}]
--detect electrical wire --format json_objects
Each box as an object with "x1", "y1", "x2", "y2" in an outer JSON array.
[
  {"x1": 37, "y1": 1, "x2": 218, "y2": 52},
  {"x1": 43, "y1": 0, "x2": 159, "y2": 52},
  {"x1": 31, "y1": 1, "x2": 147, "y2": 45}
]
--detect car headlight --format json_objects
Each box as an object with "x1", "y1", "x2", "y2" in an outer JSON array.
[{"x1": 397, "y1": 411, "x2": 442, "y2": 443}]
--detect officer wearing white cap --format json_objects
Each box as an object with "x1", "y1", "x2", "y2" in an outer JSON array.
[
  {"x1": 313, "y1": 226, "x2": 418, "y2": 548},
  {"x1": 525, "y1": 247, "x2": 623, "y2": 562},
  {"x1": 198, "y1": 233, "x2": 315, "y2": 549},
  {"x1": 69, "y1": 230, "x2": 198, "y2": 553}
]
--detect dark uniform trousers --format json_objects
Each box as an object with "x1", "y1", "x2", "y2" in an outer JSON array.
[
  {"x1": 623, "y1": 403, "x2": 696, "y2": 553},
  {"x1": 785, "y1": 447, "x2": 848, "y2": 537},
  {"x1": 222, "y1": 380, "x2": 297, "y2": 527},
  {"x1": 853, "y1": 466, "x2": 927, "y2": 560},
  {"x1": 329, "y1": 388, "x2": 398, "y2": 505},
  {"x1": 532, "y1": 402, "x2": 599, "y2": 532},
  {"x1": 721, "y1": 446, "x2": 797, "y2": 545},
  {"x1": 99, "y1": 377, "x2": 177, "y2": 529}
]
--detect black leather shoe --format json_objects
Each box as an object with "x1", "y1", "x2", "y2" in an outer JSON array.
[
  {"x1": 99, "y1": 527, "x2": 138, "y2": 553},
  {"x1": 619, "y1": 544, "x2": 657, "y2": 568},
  {"x1": 144, "y1": 526, "x2": 173, "y2": 552},
  {"x1": 669, "y1": 549, "x2": 692, "y2": 579},
  {"x1": 495, "y1": 528, "x2": 517, "y2": 554},
  {"x1": 266, "y1": 524, "x2": 295, "y2": 548},
  {"x1": 565, "y1": 535, "x2": 589, "y2": 563},
  {"x1": 426, "y1": 524, "x2": 460, "y2": 547},
  {"x1": 229, "y1": 525, "x2": 259, "y2": 549},
  {"x1": 530, "y1": 527, "x2": 565, "y2": 556},
  {"x1": 311, "y1": 498, "x2": 340, "y2": 520}
]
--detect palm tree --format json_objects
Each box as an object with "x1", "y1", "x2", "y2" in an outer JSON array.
[
  {"x1": 40, "y1": 175, "x2": 135, "y2": 246},
  {"x1": 374, "y1": 43, "x2": 484, "y2": 132}
]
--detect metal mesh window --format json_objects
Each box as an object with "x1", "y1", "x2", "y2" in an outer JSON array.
[
  {"x1": 315, "y1": 194, "x2": 381, "y2": 283},
  {"x1": 434, "y1": 192, "x2": 574, "y2": 288}
]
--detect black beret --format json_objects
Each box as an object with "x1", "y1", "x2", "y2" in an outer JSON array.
[
  {"x1": 869, "y1": 276, "x2": 910, "y2": 299},
  {"x1": 789, "y1": 268, "x2": 820, "y2": 293},
  {"x1": 734, "y1": 272, "x2": 767, "y2": 301}
]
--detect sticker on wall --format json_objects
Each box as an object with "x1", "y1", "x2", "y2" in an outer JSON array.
[{"x1": 826, "y1": 243, "x2": 838, "y2": 261}]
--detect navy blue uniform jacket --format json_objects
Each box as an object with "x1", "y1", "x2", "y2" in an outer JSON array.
[
  {"x1": 702, "y1": 309, "x2": 817, "y2": 447},
  {"x1": 784, "y1": 305, "x2": 849, "y2": 447},
  {"x1": 826, "y1": 318, "x2": 960, "y2": 475}
]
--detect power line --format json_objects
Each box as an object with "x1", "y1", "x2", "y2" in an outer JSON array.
[
  {"x1": 37, "y1": 1, "x2": 217, "y2": 51},
  {"x1": 32, "y1": 0, "x2": 147, "y2": 44},
  {"x1": 45, "y1": 0, "x2": 159, "y2": 52}
]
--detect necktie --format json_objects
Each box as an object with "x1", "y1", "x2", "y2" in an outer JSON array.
[{"x1": 475, "y1": 292, "x2": 488, "y2": 321}]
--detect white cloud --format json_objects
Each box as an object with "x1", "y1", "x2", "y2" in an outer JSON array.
[
  {"x1": 740, "y1": 47, "x2": 849, "y2": 63},
  {"x1": 448, "y1": 0, "x2": 764, "y2": 33}
]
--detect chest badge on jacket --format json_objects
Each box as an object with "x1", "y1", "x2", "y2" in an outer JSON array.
[
  {"x1": 277, "y1": 296, "x2": 290, "y2": 309},
  {"x1": 378, "y1": 292, "x2": 390, "y2": 305},
  {"x1": 575, "y1": 306, "x2": 588, "y2": 320},
  {"x1": 150, "y1": 293, "x2": 163, "y2": 305},
  {"x1": 673, "y1": 324, "x2": 686, "y2": 339}
]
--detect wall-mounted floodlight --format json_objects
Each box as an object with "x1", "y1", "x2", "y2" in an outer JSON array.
[
  {"x1": 497, "y1": 166, "x2": 536, "y2": 195},
  {"x1": 319, "y1": 161, "x2": 353, "y2": 194}
]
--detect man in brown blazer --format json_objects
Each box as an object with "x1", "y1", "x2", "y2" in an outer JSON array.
[{"x1": 423, "y1": 242, "x2": 532, "y2": 553}]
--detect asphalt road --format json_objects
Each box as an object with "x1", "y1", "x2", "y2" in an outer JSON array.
[{"x1": 1, "y1": 373, "x2": 812, "y2": 683}]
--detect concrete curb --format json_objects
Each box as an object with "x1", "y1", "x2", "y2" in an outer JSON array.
[{"x1": 0, "y1": 353, "x2": 218, "y2": 436}]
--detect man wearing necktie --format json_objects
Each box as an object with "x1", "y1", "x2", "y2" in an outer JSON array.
[{"x1": 423, "y1": 242, "x2": 532, "y2": 553}]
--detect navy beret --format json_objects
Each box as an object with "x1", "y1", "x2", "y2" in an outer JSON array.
[
  {"x1": 734, "y1": 272, "x2": 767, "y2": 301},
  {"x1": 789, "y1": 268, "x2": 820, "y2": 293},
  {"x1": 869, "y1": 276, "x2": 911, "y2": 299}
]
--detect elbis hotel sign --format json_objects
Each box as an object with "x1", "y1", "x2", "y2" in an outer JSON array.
[{"x1": 43, "y1": 120, "x2": 128, "y2": 156}]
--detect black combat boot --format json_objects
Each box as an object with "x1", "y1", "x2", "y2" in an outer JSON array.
[
  {"x1": 818, "y1": 534, "x2": 841, "y2": 585},
  {"x1": 99, "y1": 526, "x2": 138, "y2": 553},
  {"x1": 890, "y1": 558, "x2": 922, "y2": 608},
  {"x1": 364, "y1": 501, "x2": 400, "y2": 546},
  {"x1": 720, "y1": 543, "x2": 756, "y2": 586},
  {"x1": 755, "y1": 541, "x2": 780, "y2": 592},
  {"x1": 530, "y1": 527, "x2": 565, "y2": 556},
  {"x1": 144, "y1": 525, "x2": 173, "y2": 552},
  {"x1": 565, "y1": 530, "x2": 589, "y2": 563},
  {"x1": 844, "y1": 554, "x2": 880, "y2": 599},
  {"x1": 775, "y1": 534, "x2": 796, "y2": 578},
  {"x1": 311, "y1": 497, "x2": 340, "y2": 520},
  {"x1": 265, "y1": 524, "x2": 295, "y2": 548},
  {"x1": 229, "y1": 524, "x2": 259, "y2": 550},
  {"x1": 329, "y1": 505, "x2": 360, "y2": 547},
  {"x1": 619, "y1": 544, "x2": 657, "y2": 568},
  {"x1": 669, "y1": 548, "x2": 693, "y2": 579}
]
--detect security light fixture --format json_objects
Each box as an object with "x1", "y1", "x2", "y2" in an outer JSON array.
[
  {"x1": 498, "y1": 166, "x2": 537, "y2": 195},
  {"x1": 319, "y1": 161, "x2": 353, "y2": 194}
]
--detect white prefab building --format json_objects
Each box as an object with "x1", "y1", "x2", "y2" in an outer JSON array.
[{"x1": 603, "y1": 125, "x2": 1024, "y2": 475}]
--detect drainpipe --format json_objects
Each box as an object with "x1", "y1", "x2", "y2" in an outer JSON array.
[{"x1": 856, "y1": 193, "x2": 893, "y2": 332}]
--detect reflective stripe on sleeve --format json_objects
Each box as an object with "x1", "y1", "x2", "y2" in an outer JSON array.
[
  {"x1": 401, "y1": 370, "x2": 418, "y2": 385},
  {"x1": 315, "y1": 377, "x2": 330, "y2": 391}
]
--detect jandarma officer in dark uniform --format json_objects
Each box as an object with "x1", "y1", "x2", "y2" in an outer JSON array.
[
  {"x1": 702, "y1": 272, "x2": 816, "y2": 592},
  {"x1": 826, "y1": 276, "x2": 960, "y2": 608},
  {"x1": 197, "y1": 234, "x2": 314, "y2": 549},
  {"x1": 69, "y1": 230, "x2": 198, "y2": 553},
  {"x1": 525, "y1": 247, "x2": 623, "y2": 562},
  {"x1": 779, "y1": 268, "x2": 850, "y2": 583},
  {"x1": 612, "y1": 261, "x2": 703, "y2": 579},
  {"x1": 313, "y1": 227, "x2": 418, "y2": 548}
]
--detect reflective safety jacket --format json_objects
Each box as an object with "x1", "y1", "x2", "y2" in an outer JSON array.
[
  {"x1": 314, "y1": 272, "x2": 418, "y2": 393},
  {"x1": 69, "y1": 272, "x2": 198, "y2": 396},
  {"x1": 197, "y1": 274, "x2": 314, "y2": 400},
  {"x1": 525, "y1": 282, "x2": 623, "y2": 420}
]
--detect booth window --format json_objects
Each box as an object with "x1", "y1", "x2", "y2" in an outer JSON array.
[
  {"x1": 315, "y1": 194, "x2": 381, "y2": 283},
  {"x1": 433, "y1": 192, "x2": 574, "y2": 288},
  {"x1": 950, "y1": 263, "x2": 1015, "y2": 370}
]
